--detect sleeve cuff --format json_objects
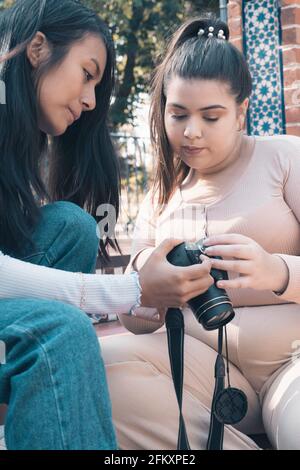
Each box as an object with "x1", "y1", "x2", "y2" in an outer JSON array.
[
  {"x1": 130, "y1": 271, "x2": 142, "y2": 308},
  {"x1": 272, "y1": 254, "x2": 300, "y2": 303}
]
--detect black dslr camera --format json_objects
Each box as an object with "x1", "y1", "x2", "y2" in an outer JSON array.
[{"x1": 167, "y1": 239, "x2": 234, "y2": 330}]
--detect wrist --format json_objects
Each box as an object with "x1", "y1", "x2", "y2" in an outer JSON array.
[
  {"x1": 130, "y1": 271, "x2": 142, "y2": 308},
  {"x1": 271, "y1": 254, "x2": 289, "y2": 294}
]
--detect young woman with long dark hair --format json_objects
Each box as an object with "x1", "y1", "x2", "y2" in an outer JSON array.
[{"x1": 0, "y1": 1, "x2": 213, "y2": 450}]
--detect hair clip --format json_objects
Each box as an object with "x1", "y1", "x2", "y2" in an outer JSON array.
[
  {"x1": 197, "y1": 26, "x2": 226, "y2": 40},
  {"x1": 217, "y1": 29, "x2": 226, "y2": 40}
]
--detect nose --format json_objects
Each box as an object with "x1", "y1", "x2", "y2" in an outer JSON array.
[
  {"x1": 183, "y1": 119, "x2": 202, "y2": 140},
  {"x1": 81, "y1": 87, "x2": 96, "y2": 112}
]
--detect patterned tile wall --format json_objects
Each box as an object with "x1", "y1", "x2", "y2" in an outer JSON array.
[{"x1": 242, "y1": 0, "x2": 286, "y2": 135}]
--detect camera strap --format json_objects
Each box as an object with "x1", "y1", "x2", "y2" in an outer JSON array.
[
  {"x1": 206, "y1": 327, "x2": 225, "y2": 449},
  {"x1": 166, "y1": 309, "x2": 247, "y2": 450},
  {"x1": 165, "y1": 308, "x2": 190, "y2": 450}
]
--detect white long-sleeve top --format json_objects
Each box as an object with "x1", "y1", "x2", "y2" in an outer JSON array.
[{"x1": 0, "y1": 251, "x2": 141, "y2": 315}]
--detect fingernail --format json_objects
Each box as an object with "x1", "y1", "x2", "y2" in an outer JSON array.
[{"x1": 217, "y1": 282, "x2": 224, "y2": 288}]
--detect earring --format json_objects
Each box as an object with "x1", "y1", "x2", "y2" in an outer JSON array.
[{"x1": 237, "y1": 118, "x2": 245, "y2": 132}]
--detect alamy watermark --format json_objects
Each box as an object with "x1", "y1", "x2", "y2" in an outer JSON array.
[
  {"x1": 95, "y1": 203, "x2": 208, "y2": 242},
  {"x1": 96, "y1": 204, "x2": 117, "y2": 240},
  {"x1": 0, "y1": 340, "x2": 6, "y2": 365}
]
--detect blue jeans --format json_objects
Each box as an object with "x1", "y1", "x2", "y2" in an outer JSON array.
[{"x1": 0, "y1": 201, "x2": 117, "y2": 450}]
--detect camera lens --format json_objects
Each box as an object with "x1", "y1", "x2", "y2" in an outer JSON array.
[
  {"x1": 188, "y1": 287, "x2": 234, "y2": 330},
  {"x1": 167, "y1": 240, "x2": 235, "y2": 330}
]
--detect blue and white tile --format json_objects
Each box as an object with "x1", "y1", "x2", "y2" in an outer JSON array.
[{"x1": 243, "y1": 0, "x2": 285, "y2": 135}]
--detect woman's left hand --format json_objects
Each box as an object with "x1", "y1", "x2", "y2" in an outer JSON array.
[{"x1": 202, "y1": 234, "x2": 289, "y2": 292}]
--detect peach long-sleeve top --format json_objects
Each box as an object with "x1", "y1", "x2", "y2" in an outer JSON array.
[{"x1": 119, "y1": 134, "x2": 300, "y2": 335}]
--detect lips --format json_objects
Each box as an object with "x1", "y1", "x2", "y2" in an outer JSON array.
[
  {"x1": 68, "y1": 108, "x2": 81, "y2": 122},
  {"x1": 182, "y1": 146, "x2": 206, "y2": 155}
]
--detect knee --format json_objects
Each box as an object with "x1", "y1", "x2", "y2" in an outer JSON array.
[
  {"x1": 262, "y1": 363, "x2": 300, "y2": 450},
  {"x1": 51, "y1": 201, "x2": 97, "y2": 240},
  {"x1": 46, "y1": 300, "x2": 97, "y2": 340},
  {"x1": 273, "y1": 383, "x2": 300, "y2": 450},
  {"x1": 2, "y1": 299, "x2": 100, "y2": 376},
  {"x1": 48, "y1": 302, "x2": 103, "y2": 367},
  {"x1": 44, "y1": 201, "x2": 98, "y2": 254},
  {"x1": 15, "y1": 298, "x2": 97, "y2": 346}
]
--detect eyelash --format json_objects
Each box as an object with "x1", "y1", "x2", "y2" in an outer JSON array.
[
  {"x1": 171, "y1": 115, "x2": 186, "y2": 120},
  {"x1": 171, "y1": 115, "x2": 219, "y2": 122},
  {"x1": 83, "y1": 69, "x2": 94, "y2": 82}
]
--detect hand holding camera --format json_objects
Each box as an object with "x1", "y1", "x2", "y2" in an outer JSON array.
[
  {"x1": 138, "y1": 238, "x2": 214, "y2": 311},
  {"x1": 202, "y1": 233, "x2": 289, "y2": 294}
]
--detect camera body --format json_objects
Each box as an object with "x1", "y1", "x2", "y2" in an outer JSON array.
[{"x1": 167, "y1": 239, "x2": 234, "y2": 330}]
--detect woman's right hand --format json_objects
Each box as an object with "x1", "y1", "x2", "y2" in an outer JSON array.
[{"x1": 138, "y1": 239, "x2": 214, "y2": 309}]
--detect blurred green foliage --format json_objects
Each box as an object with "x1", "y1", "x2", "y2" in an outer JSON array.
[{"x1": 86, "y1": 0, "x2": 219, "y2": 128}]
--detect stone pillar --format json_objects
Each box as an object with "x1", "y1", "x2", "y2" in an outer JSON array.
[{"x1": 281, "y1": 0, "x2": 300, "y2": 136}]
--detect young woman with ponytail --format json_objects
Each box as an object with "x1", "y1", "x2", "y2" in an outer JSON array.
[{"x1": 102, "y1": 16, "x2": 300, "y2": 450}]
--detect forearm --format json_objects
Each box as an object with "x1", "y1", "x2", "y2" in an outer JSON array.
[
  {"x1": 0, "y1": 252, "x2": 140, "y2": 315},
  {"x1": 121, "y1": 247, "x2": 165, "y2": 334}
]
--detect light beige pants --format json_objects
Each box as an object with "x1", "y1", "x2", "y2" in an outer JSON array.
[{"x1": 101, "y1": 304, "x2": 300, "y2": 450}]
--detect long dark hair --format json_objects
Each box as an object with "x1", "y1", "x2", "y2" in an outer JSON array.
[
  {"x1": 150, "y1": 15, "x2": 253, "y2": 208},
  {"x1": 0, "y1": 0, "x2": 119, "y2": 261}
]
